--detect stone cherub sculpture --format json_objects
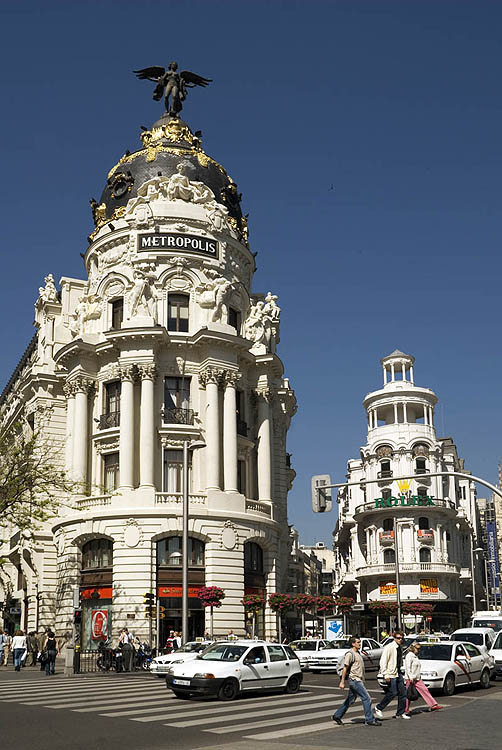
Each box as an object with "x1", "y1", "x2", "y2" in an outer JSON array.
[
  {"x1": 38, "y1": 274, "x2": 58, "y2": 303},
  {"x1": 128, "y1": 268, "x2": 157, "y2": 319}
]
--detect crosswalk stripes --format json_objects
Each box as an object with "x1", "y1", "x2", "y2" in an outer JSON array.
[{"x1": 1, "y1": 674, "x2": 447, "y2": 740}]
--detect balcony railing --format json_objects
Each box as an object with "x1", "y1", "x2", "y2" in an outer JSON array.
[
  {"x1": 379, "y1": 531, "x2": 395, "y2": 545},
  {"x1": 155, "y1": 492, "x2": 206, "y2": 505},
  {"x1": 99, "y1": 412, "x2": 120, "y2": 429},
  {"x1": 161, "y1": 407, "x2": 195, "y2": 425},
  {"x1": 246, "y1": 499, "x2": 272, "y2": 518},
  {"x1": 356, "y1": 561, "x2": 460, "y2": 577},
  {"x1": 377, "y1": 470, "x2": 393, "y2": 479},
  {"x1": 75, "y1": 495, "x2": 112, "y2": 511},
  {"x1": 237, "y1": 418, "x2": 248, "y2": 437}
]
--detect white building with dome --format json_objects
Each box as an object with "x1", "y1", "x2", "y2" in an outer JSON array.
[
  {"x1": 334, "y1": 350, "x2": 483, "y2": 631},
  {"x1": 0, "y1": 107, "x2": 297, "y2": 645}
]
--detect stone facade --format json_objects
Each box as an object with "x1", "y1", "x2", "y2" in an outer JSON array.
[{"x1": 0, "y1": 115, "x2": 297, "y2": 645}]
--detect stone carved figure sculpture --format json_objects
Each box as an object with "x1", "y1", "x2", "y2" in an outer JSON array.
[
  {"x1": 127, "y1": 268, "x2": 157, "y2": 319},
  {"x1": 244, "y1": 293, "x2": 281, "y2": 352},
  {"x1": 134, "y1": 62, "x2": 212, "y2": 116},
  {"x1": 167, "y1": 162, "x2": 215, "y2": 205},
  {"x1": 264, "y1": 291, "x2": 281, "y2": 321},
  {"x1": 38, "y1": 274, "x2": 58, "y2": 303},
  {"x1": 71, "y1": 292, "x2": 102, "y2": 338},
  {"x1": 196, "y1": 272, "x2": 235, "y2": 323}
]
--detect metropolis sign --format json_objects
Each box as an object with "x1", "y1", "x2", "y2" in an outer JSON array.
[
  {"x1": 374, "y1": 495, "x2": 436, "y2": 509},
  {"x1": 138, "y1": 232, "x2": 218, "y2": 257}
]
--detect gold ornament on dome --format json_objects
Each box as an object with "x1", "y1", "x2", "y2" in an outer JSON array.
[{"x1": 88, "y1": 206, "x2": 126, "y2": 243}]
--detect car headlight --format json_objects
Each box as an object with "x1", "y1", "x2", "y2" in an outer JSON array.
[
  {"x1": 421, "y1": 671, "x2": 438, "y2": 678},
  {"x1": 193, "y1": 673, "x2": 215, "y2": 679},
  {"x1": 171, "y1": 659, "x2": 184, "y2": 665}
]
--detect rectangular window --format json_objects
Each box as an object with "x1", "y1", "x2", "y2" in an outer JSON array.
[
  {"x1": 111, "y1": 298, "x2": 124, "y2": 329},
  {"x1": 163, "y1": 449, "x2": 192, "y2": 493},
  {"x1": 163, "y1": 377, "x2": 192, "y2": 423},
  {"x1": 168, "y1": 294, "x2": 189, "y2": 332},
  {"x1": 236, "y1": 390, "x2": 247, "y2": 436},
  {"x1": 103, "y1": 452, "x2": 119, "y2": 492},
  {"x1": 105, "y1": 381, "x2": 121, "y2": 413},
  {"x1": 237, "y1": 459, "x2": 247, "y2": 495},
  {"x1": 228, "y1": 307, "x2": 241, "y2": 332}
]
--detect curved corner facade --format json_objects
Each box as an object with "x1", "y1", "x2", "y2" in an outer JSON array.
[
  {"x1": 0, "y1": 117, "x2": 297, "y2": 645},
  {"x1": 334, "y1": 350, "x2": 482, "y2": 631}
]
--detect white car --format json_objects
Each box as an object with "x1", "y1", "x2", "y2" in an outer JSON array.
[
  {"x1": 416, "y1": 641, "x2": 491, "y2": 696},
  {"x1": 489, "y1": 630, "x2": 502, "y2": 680},
  {"x1": 451, "y1": 628, "x2": 496, "y2": 679},
  {"x1": 288, "y1": 639, "x2": 340, "y2": 671},
  {"x1": 165, "y1": 640, "x2": 302, "y2": 700},
  {"x1": 309, "y1": 637, "x2": 383, "y2": 673},
  {"x1": 149, "y1": 640, "x2": 213, "y2": 676}
]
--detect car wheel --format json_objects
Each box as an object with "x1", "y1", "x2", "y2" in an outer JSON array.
[
  {"x1": 479, "y1": 669, "x2": 490, "y2": 689},
  {"x1": 218, "y1": 678, "x2": 239, "y2": 701},
  {"x1": 172, "y1": 690, "x2": 191, "y2": 699},
  {"x1": 284, "y1": 675, "x2": 301, "y2": 694},
  {"x1": 443, "y1": 672, "x2": 455, "y2": 696}
]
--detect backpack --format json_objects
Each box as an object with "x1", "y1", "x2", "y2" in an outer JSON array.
[{"x1": 336, "y1": 650, "x2": 354, "y2": 677}]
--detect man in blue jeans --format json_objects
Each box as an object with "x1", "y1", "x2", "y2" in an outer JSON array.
[
  {"x1": 374, "y1": 630, "x2": 408, "y2": 720},
  {"x1": 333, "y1": 635, "x2": 381, "y2": 726}
]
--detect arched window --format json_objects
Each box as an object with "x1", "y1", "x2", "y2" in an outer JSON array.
[
  {"x1": 167, "y1": 293, "x2": 189, "y2": 332},
  {"x1": 82, "y1": 539, "x2": 113, "y2": 570},
  {"x1": 382, "y1": 518, "x2": 393, "y2": 532},
  {"x1": 419, "y1": 547, "x2": 431, "y2": 563},
  {"x1": 383, "y1": 548, "x2": 396, "y2": 564},
  {"x1": 157, "y1": 537, "x2": 204, "y2": 567},
  {"x1": 244, "y1": 542, "x2": 264, "y2": 574},
  {"x1": 418, "y1": 517, "x2": 430, "y2": 530}
]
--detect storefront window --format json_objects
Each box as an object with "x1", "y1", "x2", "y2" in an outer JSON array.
[
  {"x1": 82, "y1": 539, "x2": 113, "y2": 570},
  {"x1": 244, "y1": 542, "x2": 264, "y2": 573},
  {"x1": 157, "y1": 537, "x2": 205, "y2": 567}
]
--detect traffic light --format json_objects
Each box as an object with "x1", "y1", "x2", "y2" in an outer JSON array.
[
  {"x1": 143, "y1": 592, "x2": 155, "y2": 618},
  {"x1": 74, "y1": 609, "x2": 82, "y2": 625},
  {"x1": 311, "y1": 474, "x2": 332, "y2": 513}
]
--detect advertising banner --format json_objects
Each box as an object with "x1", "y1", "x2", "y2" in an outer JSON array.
[
  {"x1": 380, "y1": 582, "x2": 397, "y2": 597},
  {"x1": 91, "y1": 609, "x2": 109, "y2": 641},
  {"x1": 420, "y1": 578, "x2": 439, "y2": 595},
  {"x1": 487, "y1": 521, "x2": 500, "y2": 594},
  {"x1": 325, "y1": 618, "x2": 344, "y2": 639},
  {"x1": 158, "y1": 586, "x2": 200, "y2": 598}
]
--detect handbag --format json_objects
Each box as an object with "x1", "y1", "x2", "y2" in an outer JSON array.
[
  {"x1": 38, "y1": 650, "x2": 48, "y2": 664},
  {"x1": 406, "y1": 682, "x2": 420, "y2": 702}
]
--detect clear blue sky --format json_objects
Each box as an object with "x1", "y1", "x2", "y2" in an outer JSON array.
[{"x1": 2, "y1": 1, "x2": 502, "y2": 544}]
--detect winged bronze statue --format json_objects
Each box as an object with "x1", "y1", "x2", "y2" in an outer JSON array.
[{"x1": 134, "y1": 62, "x2": 212, "y2": 116}]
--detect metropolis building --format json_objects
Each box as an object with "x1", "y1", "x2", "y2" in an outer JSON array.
[
  {"x1": 0, "y1": 99, "x2": 297, "y2": 645},
  {"x1": 334, "y1": 350, "x2": 482, "y2": 631}
]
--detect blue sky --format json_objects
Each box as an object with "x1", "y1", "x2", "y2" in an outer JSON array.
[{"x1": 2, "y1": 1, "x2": 502, "y2": 544}]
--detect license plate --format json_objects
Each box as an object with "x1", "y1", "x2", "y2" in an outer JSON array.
[{"x1": 173, "y1": 679, "x2": 190, "y2": 686}]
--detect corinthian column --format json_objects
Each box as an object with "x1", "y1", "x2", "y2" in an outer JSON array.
[
  {"x1": 119, "y1": 365, "x2": 136, "y2": 488},
  {"x1": 223, "y1": 370, "x2": 241, "y2": 492},
  {"x1": 257, "y1": 389, "x2": 272, "y2": 502},
  {"x1": 63, "y1": 382, "x2": 76, "y2": 476},
  {"x1": 138, "y1": 363, "x2": 157, "y2": 488},
  {"x1": 72, "y1": 377, "x2": 95, "y2": 488},
  {"x1": 200, "y1": 368, "x2": 222, "y2": 490}
]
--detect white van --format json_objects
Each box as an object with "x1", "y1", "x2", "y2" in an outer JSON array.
[
  {"x1": 471, "y1": 611, "x2": 502, "y2": 632},
  {"x1": 452, "y1": 627, "x2": 496, "y2": 653}
]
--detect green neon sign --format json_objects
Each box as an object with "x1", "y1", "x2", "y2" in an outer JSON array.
[{"x1": 374, "y1": 495, "x2": 436, "y2": 509}]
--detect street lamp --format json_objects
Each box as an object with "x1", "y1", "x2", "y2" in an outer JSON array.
[{"x1": 182, "y1": 439, "x2": 206, "y2": 646}]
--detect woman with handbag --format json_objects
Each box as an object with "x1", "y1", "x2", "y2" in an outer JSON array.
[
  {"x1": 404, "y1": 642, "x2": 442, "y2": 715},
  {"x1": 43, "y1": 631, "x2": 58, "y2": 676}
]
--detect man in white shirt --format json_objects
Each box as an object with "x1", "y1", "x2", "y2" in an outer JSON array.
[{"x1": 374, "y1": 630, "x2": 408, "y2": 720}]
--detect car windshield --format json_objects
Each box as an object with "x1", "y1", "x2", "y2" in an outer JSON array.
[
  {"x1": 289, "y1": 641, "x2": 318, "y2": 651},
  {"x1": 418, "y1": 644, "x2": 453, "y2": 661},
  {"x1": 473, "y1": 620, "x2": 502, "y2": 632},
  {"x1": 178, "y1": 642, "x2": 206, "y2": 653},
  {"x1": 492, "y1": 632, "x2": 502, "y2": 649},
  {"x1": 198, "y1": 644, "x2": 248, "y2": 661},
  {"x1": 451, "y1": 633, "x2": 484, "y2": 646}
]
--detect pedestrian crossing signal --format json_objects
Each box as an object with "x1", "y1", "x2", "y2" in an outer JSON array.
[
  {"x1": 143, "y1": 592, "x2": 155, "y2": 617},
  {"x1": 159, "y1": 605, "x2": 166, "y2": 620}
]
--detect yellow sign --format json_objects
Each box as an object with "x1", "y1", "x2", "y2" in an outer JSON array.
[
  {"x1": 380, "y1": 582, "x2": 397, "y2": 597},
  {"x1": 396, "y1": 478, "x2": 412, "y2": 493},
  {"x1": 420, "y1": 578, "x2": 438, "y2": 595}
]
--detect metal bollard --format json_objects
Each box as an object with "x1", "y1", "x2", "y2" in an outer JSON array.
[{"x1": 64, "y1": 644, "x2": 74, "y2": 677}]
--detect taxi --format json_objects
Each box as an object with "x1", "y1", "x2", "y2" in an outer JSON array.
[
  {"x1": 165, "y1": 640, "x2": 302, "y2": 701},
  {"x1": 408, "y1": 641, "x2": 491, "y2": 696},
  {"x1": 287, "y1": 638, "x2": 338, "y2": 671},
  {"x1": 149, "y1": 640, "x2": 213, "y2": 676},
  {"x1": 309, "y1": 637, "x2": 383, "y2": 673}
]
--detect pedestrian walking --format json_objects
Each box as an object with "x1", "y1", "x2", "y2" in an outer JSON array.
[
  {"x1": 11, "y1": 630, "x2": 27, "y2": 672},
  {"x1": 404, "y1": 643, "x2": 442, "y2": 715},
  {"x1": 1, "y1": 631, "x2": 11, "y2": 666},
  {"x1": 43, "y1": 631, "x2": 58, "y2": 675},
  {"x1": 333, "y1": 635, "x2": 381, "y2": 727},
  {"x1": 374, "y1": 630, "x2": 408, "y2": 720},
  {"x1": 0, "y1": 630, "x2": 8, "y2": 666},
  {"x1": 27, "y1": 632, "x2": 39, "y2": 666},
  {"x1": 174, "y1": 631, "x2": 182, "y2": 649},
  {"x1": 119, "y1": 628, "x2": 134, "y2": 671}
]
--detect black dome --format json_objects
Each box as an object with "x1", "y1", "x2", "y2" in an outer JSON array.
[{"x1": 98, "y1": 115, "x2": 243, "y2": 223}]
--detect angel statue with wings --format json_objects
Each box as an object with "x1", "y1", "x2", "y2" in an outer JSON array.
[{"x1": 134, "y1": 62, "x2": 211, "y2": 116}]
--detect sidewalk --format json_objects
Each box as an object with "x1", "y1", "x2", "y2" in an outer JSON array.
[{"x1": 0, "y1": 660, "x2": 152, "y2": 680}]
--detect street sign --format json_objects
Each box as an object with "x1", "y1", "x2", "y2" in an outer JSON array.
[
  {"x1": 352, "y1": 603, "x2": 365, "y2": 611},
  {"x1": 312, "y1": 475, "x2": 332, "y2": 513},
  {"x1": 9, "y1": 607, "x2": 21, "y2": 615}
]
